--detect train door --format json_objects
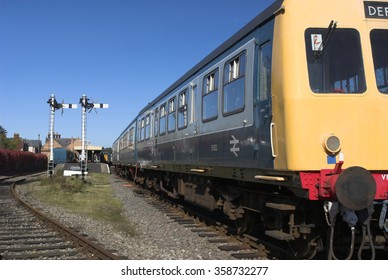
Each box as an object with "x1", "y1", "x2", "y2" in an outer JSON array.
[
  {"x1": 187, "y1": 81, "x2": 199, "y2": 163},
  {"x1": 189, "y1": 82, "x2": 198, "y2": 133},
  {"x1": 255, "y1": 40, "x2": 274, "y2": 168},
  {"x1": 152, "y1": 107, "x2": 160, "y2": 162}
]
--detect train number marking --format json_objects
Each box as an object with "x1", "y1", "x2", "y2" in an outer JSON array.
[
  {"x1": 230, "y1": 135, "x2": 240, "y2": 157},
  {"x1": 210, "y1": 144, "x2": 218, "y2": 152},
  {"x1": 382, "y1": 174, "x2": 388, "y2": 180}
]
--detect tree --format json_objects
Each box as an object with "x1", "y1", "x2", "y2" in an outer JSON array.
[
  {"x1": 0, "y1": 125, "x2": 9, "y2": 149},
  {"x1": 0, "y1": 126, "x2": 7, "y2": 135},
  {"x1": 0, "y1": 125, "x2": 20, "y2": 150},
  {"x1": 8, "y1": 137, "x2": 21, "y2": 150}
]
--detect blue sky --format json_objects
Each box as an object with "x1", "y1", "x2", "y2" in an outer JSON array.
[{"x1": 0, "y1": 0, "x2": 274, "y2": 148}]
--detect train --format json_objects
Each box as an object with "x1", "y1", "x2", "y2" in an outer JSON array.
[{"x1": 112, "y1": 0, "x2": 388, "y2": 259}]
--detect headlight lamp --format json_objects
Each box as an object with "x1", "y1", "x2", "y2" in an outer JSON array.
[{"x1": 323, "y1": 134, "x2": 341, "y2": 156}]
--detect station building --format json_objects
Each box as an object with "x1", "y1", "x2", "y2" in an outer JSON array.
[{"x1": 41, "y1": 133, "x2": 103, "y2": 163}]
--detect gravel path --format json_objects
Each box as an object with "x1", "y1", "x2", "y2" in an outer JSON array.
[{"x1": 17, "y1": 175, "x2": 235, "y2": 260}]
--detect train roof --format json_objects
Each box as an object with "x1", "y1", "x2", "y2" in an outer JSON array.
[
  {"x1": 113, "y1": 118, "x2": 137, "y2": 144},
  {"x1": 138, "y1": 0, "x2": 283, "y2": 116},
  {"x1": 114, "y1": 0, "x2": 283, "y2": 144}
]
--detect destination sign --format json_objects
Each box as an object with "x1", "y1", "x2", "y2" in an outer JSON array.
[{"x1": 364, "y1": 1, "x2": 388, "y2": 18}]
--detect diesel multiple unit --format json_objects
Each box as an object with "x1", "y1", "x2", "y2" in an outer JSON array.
[{"x1": 113, "y1": 0, "x2": 388, "y2": 259}]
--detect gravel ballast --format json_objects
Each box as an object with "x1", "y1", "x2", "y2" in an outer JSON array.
[{"x1": 18, "y1": 175, "x2": 235, "y2": 260}]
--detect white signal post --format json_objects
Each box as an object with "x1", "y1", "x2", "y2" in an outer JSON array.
[
  {"x1": 47, "y1": 94, "x2": 78, "y2": 177},
  {"x1": 79, "y1": 94, "x2": 108, "y2": 180}
]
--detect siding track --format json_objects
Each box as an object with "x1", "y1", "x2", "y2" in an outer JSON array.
[{"x1": 0, "y1": 175, "x2": 120, "y2": 260}]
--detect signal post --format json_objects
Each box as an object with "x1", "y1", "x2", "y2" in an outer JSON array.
[
  {"x1": 46, "y1": 94, "x2": 77, "y2": 177},
  {"x1": 79, "y1": 94, "x2": 108, "y2": 180}
]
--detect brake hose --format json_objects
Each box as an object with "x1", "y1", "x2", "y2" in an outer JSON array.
[
  {"x1": 328, "y1": 225, "x2": 355, "y2": 260},
  {"x1": 357, "y1": 222, "x2": 375, "y2": 260}
]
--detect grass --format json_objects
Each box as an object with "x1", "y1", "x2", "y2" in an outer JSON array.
[{"x1": 28, "y1": 173, "x2": 137, "y2": 236}]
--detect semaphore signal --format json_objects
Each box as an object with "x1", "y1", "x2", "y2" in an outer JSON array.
[
  {"x1": 47, "y1": 94, "x2": 78, "y2": 177},
  {"x1": 79, "y1": 94, "x2": 108, "y2": 180}
]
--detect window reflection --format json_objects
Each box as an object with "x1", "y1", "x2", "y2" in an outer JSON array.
[
  {"x1": 305, "y1": 28, "x2": 366, "y2": 94},
  {"x1": 371, "y1": 29, "x2": 388, "y2": 93}
]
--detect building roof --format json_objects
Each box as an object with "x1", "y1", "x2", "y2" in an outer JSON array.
[
  {"x1": 24, "y1": 139, "x2": 42, "y2": 147},
  {"x1": 56, "y1": 138, "x2": 73, "y2": 148}
]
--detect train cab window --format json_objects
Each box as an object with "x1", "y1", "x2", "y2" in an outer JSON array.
[
  {"x1": 371, "y1": 29, "x2": 388, "y2": 93},
  {"x1": 223, "y1": 52, "x2": 246, "y2": 114},
  {"x1": 178, "y1": 88, "x2": 188, "y2": 129},
  {"x1": 159, "y1": 104, "x2": 166, "y2": 135},
  {"x1": 145, "y1": 114, "x2": 150, "y2": 140},
  {"x1": 202, "y1": 69, "x2": 219, "y2": 121},
  {"x1": 305, "y1": 28, "x2": 366, "y2": 94},
  {"x1": 168, "y1": 97, "x2": 176, "y2": 133}
]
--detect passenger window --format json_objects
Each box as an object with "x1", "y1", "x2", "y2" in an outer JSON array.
[
  {"x1": 159, "y1": 104, "x2": 166, "y2": 135},
  {"x1": 178, "y1": 88, "x2": 188, "y2": 129},
  {"x1": 223, "y1": 52, "x2": 246, "y2": 115},
  {"x1": 139, "y1": 118, "x2": 144, "y2": 142},
  {"x1": 371, "y1": 29, "x2": 388, "y2": 93},
  {"x1": 128, "y1": 127, "x2": 134, "y2": 148},
  {"x1": 168, "y1": 97, "x2": 176, "y2": 133},
  {"x1": 202, "y1": 69, "x2": 219, "y2": 121},
  {"x1": 120, "y1": 134, "x2": 125, "y2": 148},
  {"x1": 123, "y1": 131, "x2": 128, "y2": 148}
]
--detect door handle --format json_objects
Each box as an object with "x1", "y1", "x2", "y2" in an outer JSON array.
[{"x1": 270, "y1": 122, "x2": 277, "y2": 158}]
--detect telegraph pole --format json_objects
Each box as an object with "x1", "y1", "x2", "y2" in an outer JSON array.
[
  {"x1": 47, "y1": 94, "x2": 77, "y2": 177},
  {"x1": 79, "y1": 94, "x2": 108, "y2": 180}
]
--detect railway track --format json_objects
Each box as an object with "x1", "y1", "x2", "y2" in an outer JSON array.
[
  {"x1": 135, "y1": 185, "x2": 388, "y2": 260},
  {"x1": 133, "y1": 187, "x2": 294, "y2": 260},
  {"x1": 0, "y1": 175, "x2": 121, "y2": 260}
]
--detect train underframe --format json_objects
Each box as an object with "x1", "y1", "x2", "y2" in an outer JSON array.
[{"x1": 115, "y1": 164, "x2": 388, "y2": 259}]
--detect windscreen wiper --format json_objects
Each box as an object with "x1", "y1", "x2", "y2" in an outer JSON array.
[{"x1": 314, "y1": 20, "x2": 338, "y2": 59}]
